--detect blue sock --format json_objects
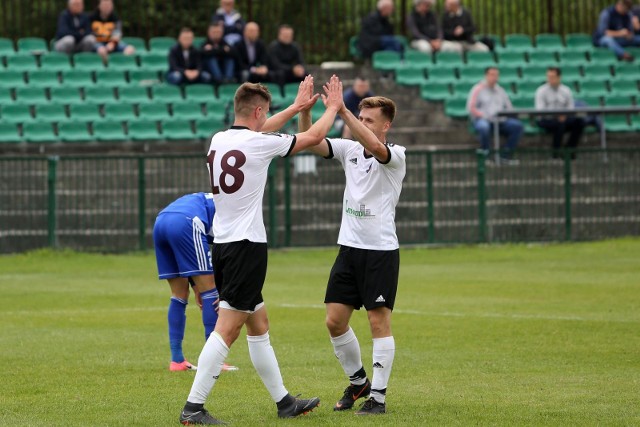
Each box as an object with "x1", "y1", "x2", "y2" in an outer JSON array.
[
  {"x1": 200, "y1": 288, "x2": 219, "y2": 341},
  {"x1": 168, "y1": 297, "x2": 187, "y2": 363}
]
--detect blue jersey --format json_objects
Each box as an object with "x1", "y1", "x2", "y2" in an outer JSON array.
[{"x1": 153, "y1": 193, "x2": 216, "y2": 279}]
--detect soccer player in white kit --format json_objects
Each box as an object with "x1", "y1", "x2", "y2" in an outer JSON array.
[
  {"x1": 300, "y1": 93, "x2": 406, "y2": 415},
  {"x1": 178, "y1": 75, "x2": 345, "y2": 425}
]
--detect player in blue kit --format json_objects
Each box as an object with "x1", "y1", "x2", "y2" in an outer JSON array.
[{"x1": 153, "y1": 192, "x2": 236, "y2": 372}]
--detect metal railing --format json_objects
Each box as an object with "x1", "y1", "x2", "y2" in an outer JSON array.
[{"x1": 1, "y1": 148, "x2": 638, "y2": 254}]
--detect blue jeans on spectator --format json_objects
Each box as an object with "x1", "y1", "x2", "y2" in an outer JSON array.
[
  {"x1": 596, "y1": 35, "x2": 640, "y2": 58},
  {"x1": 473, "y1": 118, "x2": 523, "y2": 157},
  {"x1": 379, "y1": 35, "x2": 403, "y2": 54},
  {"x1": 166, "y1": 70, "x2": 212, "y2": 85},
  {"x1": 206, "y1": 58, "x2": 235, "y2": 83}
]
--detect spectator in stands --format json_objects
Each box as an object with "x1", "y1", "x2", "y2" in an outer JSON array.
[
  {"x1": 358, "y1": 0, "x2": 403, "y2": 59},
  {"x1": 441, "y1": 0, "x2": 489, "y2": 53},
  {"x1": 90, "y1": 0, "x2": 135, "y2": 63},
  {"x1": 55, "y1": 0, "x2": 97, "y2": 54},
  {"x1": 535, "y1": 67, "x2": 585, "y2": 160},
  {"x1": 593, "y1": 0, "x2": 640, "y2": 61},
  {"x1": 211, "y1": 0, "x2": 245, "y2": 46},
  {"x1": 340, "y1": 77, "x2": 374, "y2": 138},
  {"x1": 407, "y1": 0, "x2": 457, "y2": 54},
  {"x1": 166, "y1": 28, "x2": 212, "y2": 86},
  {"x1": 233, "y1": 22, "x2": 272, "y2": 83},
  {"x1": 268, "y1": 24, "x2": 307, "y2": 85},
  {"x1": 467, "y1": 67, "x2": 523, "y2": 163},
  {"x1": 201, "y1": 23, "x2": 235, "y2": 84}
]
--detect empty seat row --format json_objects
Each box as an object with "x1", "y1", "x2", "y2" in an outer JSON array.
[
  {"x1": 0, "y1": 37, "x2": 182, "y2": 56},
  {"x1": 1, "y1": 52, "x2": 168, "y2": 71}
]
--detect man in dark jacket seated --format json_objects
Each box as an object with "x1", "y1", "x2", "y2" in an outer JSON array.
[
  {"x1": 55, "y1": 0, "x2": 97, "y2": 54},
  {"x1": 268, "y1": 25, "x2": 306, "y2": 86},
  {"x1": 441, "y1": 0, "x2": 488, "y2": 53},
  {"x1": 358, "y1": 0, "x2": 403, "y2": 59},
  {"x1": 233, "y1": 22, "x2": 273, "y2": 83},
  {"x1": 166, "y1": 28, "x2": 212, "y2": 85}
]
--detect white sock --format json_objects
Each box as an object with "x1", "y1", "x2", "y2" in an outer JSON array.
[
  {"x1": 247, "y1": 332, "x2": 288, "y2": 403},
  {"x1": 187, "y1": 332, "x2": 229, "y2": 404},
  {"x1": 330, "y1": 327, "x2": 366, "y2": 386},
  {"x1": 370, "y1": 336, "x2": 395, "y2": 404}
]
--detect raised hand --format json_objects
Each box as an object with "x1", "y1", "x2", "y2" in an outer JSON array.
[
  {"x1": 321, "y1": 74, "x2": 344, "y2": 112},
  {"x1": 293, "y1": 75, "x2": 320, "y2": 112}
]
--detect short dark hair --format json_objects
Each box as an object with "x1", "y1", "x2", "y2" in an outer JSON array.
[
  {"x1": 234, "y1": 83, "x2": 272, "y2": 116},
  {"x1": 547, "y1": 67, "x2": 561, "y2": 76},
  {"x1": 278, "y1": 24, "x2": 293, "y2": 32},
  {"x1": 618, "y1": 0, "x2": 633, "y2": 8},
  {"x1": 485, "y1": 66, "x2": 498, "y2": 74},
  {"x1": 179, "y1": 27, "x2": 193, "y2": 36},
  {"x1": 358, "y1": 96, "x2": 397, "y2": 122}
]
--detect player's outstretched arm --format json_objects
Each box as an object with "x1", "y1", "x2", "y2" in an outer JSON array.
[
  {"x1": 261, "y1": 75, "x2": 319, "y2": 133},
  {"x1": 338, "y1": 105, "x2": 388, "y2": 162},
  {"x1": 292, "y1": 75, "x2": 343, "y2": 157}
]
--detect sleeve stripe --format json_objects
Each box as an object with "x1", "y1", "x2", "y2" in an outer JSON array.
[
  {"x1": 323, "y1": 138, "x2": 334, "y2": 159},
  {"x1": 377, "y1": 145, "x2": 392, "y2": 165},
  {"x1": 283, "y1": 135, "x2": 297, "y2": 158}
]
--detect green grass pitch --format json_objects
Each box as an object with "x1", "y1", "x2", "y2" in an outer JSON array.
[{"x1": 1, "y1": 239, "x2": 639, "y2": 426}]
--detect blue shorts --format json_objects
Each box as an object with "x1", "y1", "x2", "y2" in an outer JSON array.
[{"x1": 153, "y1": 212, "x2": 213, "y2": 280}]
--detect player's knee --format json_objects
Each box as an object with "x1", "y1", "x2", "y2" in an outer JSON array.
[{"x1": 325, "y1": 315, "x2": 348, "y2": 335}]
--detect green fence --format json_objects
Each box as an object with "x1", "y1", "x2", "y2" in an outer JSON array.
[{"x1": 1, "y1": 148, "x2": 639, "y2": 254}]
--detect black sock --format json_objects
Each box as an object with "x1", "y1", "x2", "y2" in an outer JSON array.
[
  {"x1": 276, "y1": 394, "x2": 294, "y2": 409},
  {"x1": 184, "y1": 401, "x2": 204, "y2": 412}
]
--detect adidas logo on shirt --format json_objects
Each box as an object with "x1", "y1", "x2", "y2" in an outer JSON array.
[
  {"x1": 375, "y1": 295, "x2": 385, "y2": 303},
  {"x1": 349, "y1": 157, "x2": 358, "y2": 165}
]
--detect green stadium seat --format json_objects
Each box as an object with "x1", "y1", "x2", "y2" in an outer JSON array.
[
  {"x1": 466, "y1": 51, "x2": 496, "y2": 67},
  {"x1": 395, "y1": 68, "x2": 426, "y2": 86},
  {"x1": 217, "y1": 83, "x2": 240, "y2": 100},
  {"x1": 185, "y1": 84, "x2": 216, "y2": 103},
  {"x1": 578, "y1": 80, "x2": 610, "y2": 97},
  {"x1": 500, "y1": 34, "x2": 534, "y2": 53},
  {"x1": 372, "y1": 51, "x2": 402, "y2": 72},
  {"x1": 0, "y1": 70, "x2": 26, "y2": 89},
  {"x1": 521, "y1": 65, "x2": 548, "y2": 84},
  {"x1": 73, "y1": 53, "x2": 105, "y2": 70},
  {"x1": 62, "y1": 70, "x2": 95, "y2": 88},
  {"x1": 604, "y1": 113, "x2": 633, "y2": 132},
  {"x1": 118, "y1": 86, "x2": 150, "y2": 103},
  {"x1": 535, "y1": 33, "x2": 564, "y2": 53},
  {"x1": 0, "y1": 123, "x2": 21, "y2": 143},
  {"x1": 1, "y1": 104, "x2": 33, "y2": 124},
  {"x1": 84, "y1": 86, "x2": 117, "y2": 104},
  {"x1": 510, "y1": 95, "x2": 535, "y2": 109},
  {"x1": 163, "y1": 119, "x2": 195, "y2": 140},
  {"x1": 515, "y1": 81, "x2": 542, "y2": 97},
  {"x1": 149, "y1": 37, "x2": 176, "y2": 53},
  {"x1": 310, "y1": 102, "x2": 326, "y2": 121},
  {"x1": 482, "y1": 34, "x2": 502, "y2": 49},
  {"x1": 419, "y1": 82, "x2": 450, "y2": 102},
  {"x1": 610, "y1": 79, "x2": 638, "y2": 96},
  {"x1": 23, "y1": 122, "x2": 57, "y2": 143},
  {"x1": 559, "y1": 51, "x2": 588, "y2": 67},
  {"x1": 452, "y1": 81, "x2": 474, "y2": 97},
  {"x1": 58, "y1": 121, "x2": 92, "y2": 142},
  {"x1": 93, "y1": 119, "x2": 127, "y2": 141},
  {"x1": 40, "y1": 53, "x2": 73, "y2": 72},
  {"x1": 583, "y1": 64, "x2": 613, "y2": 80},
  {"x1": 35, "y1": 104, "x2": 68, "y2": 122},
  {"x1": 605, "y1": 94, "x2": 634, "y2": 106},
  {"x1": 172, "y1": 101, "x2": 206, "y2": 120},
  {"x1": 561, "y1": 65, "x2": 582, "y2": 85},
  {"x1": 458, "y1": 66, "x2": 485, "y2": 84},
  {"x1": 69, "y1": 102, "x2": 103, "y2": 122},
  {"x1": 195, "y1": 117, "x2": 225, "y2": 138},
  {"x1": 632, "y1": 114, "x2": 640, "y2": 131},
  {"x1": 95, "y1": 69, "x2": 129, "y2": 88},
  {"x1": 17, "y1": 37, "x2": 48, "y2": 54},
  {"x1": 152, "y1": 84, "x2": 182, "y2": 103},
  {"x1": 104, "y1": 103, "x2": 136, "y2": 121},
  {"x1": 138, "y1": 103, "x2": 171, "y2": 120},
  {"x1": 427, "y1": 67, "x2": 458, "y2": 85},
  {"x1": 0, "y1": 38, "x2": 16, "y2": 57},
  {"x1": 121, "y1": 37, "x2": 147, "y2": 54},
  {"x1": 107, "y1": 54, "x2": 138, "y2": 71},
  {"x1": 129, "y1": 70, "x2": 161, "y2": 86},
  {"x1": 128, "y1": 119, "x2": 162, "y2": 140},
  {"x1": 589, "y1": 49, "x2": 617, "y2": 65},
  {"x1": 496, "y1": 65, "x2": 520, "y2": 86},
  {"x1": 206, "y1": 99, "x2": 229, "y2": 121},
  {"x1": 28, "y1": 70, "x2": 60, "y2": 89},
  {"x1": 349, "y1": 36, "x2": 361, "y2": 59},
  {"x1": 15, "y1": 87, "x2": 48, "y2": 105},
  {"x1": 403, "y1": 50, "x2": 434, "y2": 69},
  {"x1": 282, "y1": 82, "x2": 300, "y2": 103},
  {"x1": 193, "y1": 36, "x2": 206, "y2": 48},
  {"x1": 140, "y1": 54, "x2": 167, "y2": 74},
  {"x1": 565, "y1": 33, "x2": 593, "y2": 51},
  {"x1": 50, "y1": 87, "x2": 83, "y2": 105},
  {"x1": 0, "y1": 88, "x2": 13, "y2": 103},
  {"x1": 576, "y1": 94, "x2": 602, "y2": 106},
  {"x1": 496, "y1": 51, "x2": 526, "y2": 67},
  {"x1": 262, "y1": 82, "x2": 282, "y2": 98},
  {"x1": 435, "y1": 51, "x2": 464, "y2": 68},
  {"x1": 614, "y1": 63, "x2": 640, "y2": 79},
  {"x1": 6, "y1": 55, "x2": 38, "y2": 72},
  {"x1": 527, "y1": 51, "x2": 559, "y2": 67},
  {"x1": 444, "y1": 97, "x2": 468, "y2": 119}
]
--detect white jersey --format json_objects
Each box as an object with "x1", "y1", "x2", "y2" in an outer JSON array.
[
  {"x1": 207, "y1": 126, "x2": 296, "y2": 243},
  {"x1": 326, "y1": 138, "x2": 406, "y2": 250}
]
